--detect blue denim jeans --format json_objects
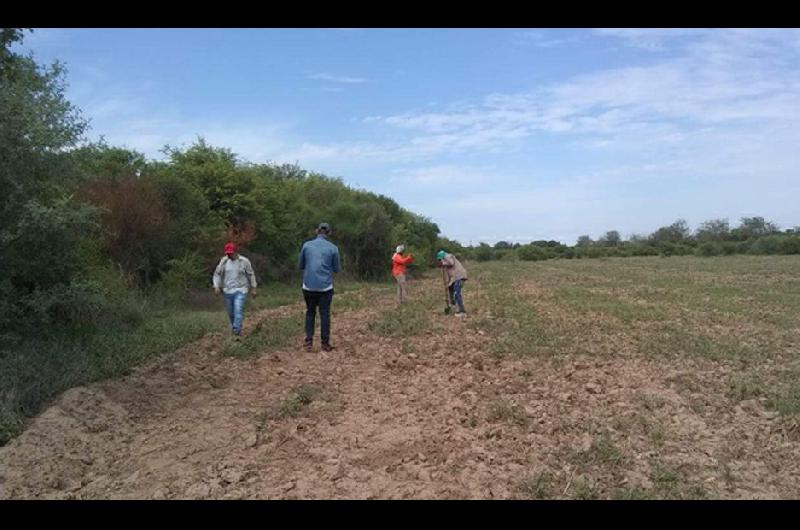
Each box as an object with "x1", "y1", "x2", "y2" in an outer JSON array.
[
  {"x1": 303, "y1": 289, "x2": 333, "y2": 345},
  {"x1": 448, "y1": 279, "x2": 466, "y2": 313},
  {"x1": 223, "y1": 290, "x2": 248, "y2": 335}
]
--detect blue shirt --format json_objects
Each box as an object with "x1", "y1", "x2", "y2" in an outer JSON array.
[{"x1": 299, "y1": 235, "x2": 341, "y2": 291}]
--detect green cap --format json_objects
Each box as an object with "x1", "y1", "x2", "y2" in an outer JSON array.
[{"x1": 437, "y1": 250, "x2": 446, "y2": 260}]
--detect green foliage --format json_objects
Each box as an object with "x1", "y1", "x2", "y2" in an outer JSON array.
[
  {"x1": 0, "y1": 29, "x2": 96, "y2": 332},
  {"x1": 781, "y1": 236, "x2": 800, "y2": 255},
  {"x1": 749, "y1": 235, "x2": 785, "y2": 255},
  {"x1": 475, "y1": 243, "x2": 495, "y2": 262},
  {"x1": 599, "y1": 230, "x2": 621, "y2": 246},
  {"x1": 695, "y1": 242, "x2": 722, "y2": 257},
  {"x1": 695, "y1": 218, "x2": 730, "y2": 242},
  {"x1": 518, "y1": 244, "x2": 549, "y2": 261},
  {"x1": 732, "y1": 216, "x2": 779, "y2": 240},
  {"x1": 650, "y1": 219, "x2": 691, "y2": 244}
]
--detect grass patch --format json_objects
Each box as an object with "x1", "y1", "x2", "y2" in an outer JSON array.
[
  {"x1": 582, "y1": 432, "x2": 625, "y2": 468},
  {"x1": 651, "y1": 463, "x2": 679, "y2": 491},
  {"x1": 367, "y1": 297, "x2": 434, "y2": 337},
  {"x1": 469, "y1": 274, "x2": 556, "y2": 359},
  {"x1": 768, "y1": 381, "x2": 800, "y2": 416},
  {"x1": 487, "y1": 399, "x2": 529, "y2": 427},
  {"x1": 639, "y1": 327, "x2": 754, "y2": 361},
  {"x1": 645, "y1": 462, "x2": 707, "y2": 499},
  {"x1": 569, "y1": 478, "x2": 599, "y2": 500},
  {"x1": 271, "y1": 384, "x2": 325, "y2": 420},
  {"x1": 556, "y1": 286, "x2": 668, "y2": 323},
  {"x1": 222, "y1": 313, "x2": 303, "y2": 358},
  {"x1": 0, "y1": 409, "x2": 23, "y2": 447},
  {"x1": 519, "y1": 472, "x2": 553, "y2": 499},
  {"x1": 613, "y1": 487, "x2": 654, "y2": 500},
  {"x1": 727, "y1": 373, "x2": 766, "y2": 402},
  {"x1": 728, "y1": 367, "x2": 800, "y2": 417}
]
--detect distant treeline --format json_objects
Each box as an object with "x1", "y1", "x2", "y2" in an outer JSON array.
[{"x1": 443, "y1": 218, "x2": 800, "y2": 262}]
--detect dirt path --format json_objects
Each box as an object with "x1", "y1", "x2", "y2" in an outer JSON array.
[{"x1": 2, "y1": 273, "x2": 800, "y2": 499}]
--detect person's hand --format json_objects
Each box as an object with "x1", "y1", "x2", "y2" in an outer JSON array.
[
  {"x1": 214, "y1": 287, "x2": 221, "y2": 295},
  {"x1": 251, "y1": 288, "x2": 257, "y2": 298}
]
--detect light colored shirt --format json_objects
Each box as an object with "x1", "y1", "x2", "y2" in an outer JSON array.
[
  {"x1": 442, "y1": 253, "x2": 468, "y2": 286},
  {"x1": 213, "y1": 255, "x2": 257, "y2": 294}
]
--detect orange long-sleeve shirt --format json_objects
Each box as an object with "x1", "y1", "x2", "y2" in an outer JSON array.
[{"x1": 392, "y1": 252, "x2": 414, "y2": 276}]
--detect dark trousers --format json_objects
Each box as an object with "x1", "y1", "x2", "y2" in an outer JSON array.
[
  {"x1": 303, "y1": 289, "x2": 333, "y2": 344},
  {"x1": 448, "y1": 279, "x2": 466, "y2": 312}
]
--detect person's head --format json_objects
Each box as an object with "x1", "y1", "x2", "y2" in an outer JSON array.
[
  {"x1": 396, "y1": 244, "x2": 405, "y2": 254},
  {"x1": 224, "y1": 242, "x2": 238, "y2": 258},
  {"x1": 436, "y1": 250, "x2": 446, "y2": 261},
  {"x1": 316, "y1": 222, "x2": 331, "y2": 236}
]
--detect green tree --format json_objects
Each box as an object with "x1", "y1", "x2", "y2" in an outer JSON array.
[
  {"x1": 599, "y1": 230, "x2": 621, "y2": 247},
  {"x1": 731, "y1": 217, "x2": 779, "y2": 241},
  {"x1": 650, "y1": 219, "x2": 691, "y2": 243},
  {"x1": 695, "y1": 219, "x2": 730, "y2": 242},
  {"x1": 0, "y1": 29, "x2": 98, "y2": 330}
]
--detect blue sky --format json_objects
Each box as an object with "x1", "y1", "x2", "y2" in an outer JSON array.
[{"x1": 17, "y1": 28, "x2": 800, "y2": 245}]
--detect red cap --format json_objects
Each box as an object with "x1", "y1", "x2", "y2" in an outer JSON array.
[{"x1": 224, "y1": 242, "x2": 237, "y2": 255}]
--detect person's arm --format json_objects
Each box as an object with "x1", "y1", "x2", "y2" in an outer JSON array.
[
  {"x1": 298, "y1": 245, "x2": 306, "y2": 270},
  {"x1": 443, "y1": 255, "x2": 455, "y2": 268},
  {"x1": 403, "y1": 253, "x2": 414, "y2": 264},
  {"x1": 212, "y1": 257, "x2": 226, "y2": 294},
  {"x1": 245, "y1": 259, "x2": 257, "y2": 296},
  {"x1": 332, "y1": 248, "x2": 341, "y2": 273}
]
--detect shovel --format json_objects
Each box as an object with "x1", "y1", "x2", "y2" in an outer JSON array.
[{"x1": 443, "y1": 268, "x2": 452, "y2": 315}]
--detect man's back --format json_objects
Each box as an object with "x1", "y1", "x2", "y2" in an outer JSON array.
[
  {"x1": 443, "y1": 253, "x2": 468, "y2": 284},
  {"x1": 300, "y1": 236, "x2": 340, "y2": 291}
]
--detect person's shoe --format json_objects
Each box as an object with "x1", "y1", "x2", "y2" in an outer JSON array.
[
  {"x1": 304, "y1": 337, "x2": 313, "y2": 352},
  {"x1": 321, "y1": 343, "x2": 335, "y2": 352},
  {"x1": 455, "y1": 311, "x2": 467, "y2": 318}
]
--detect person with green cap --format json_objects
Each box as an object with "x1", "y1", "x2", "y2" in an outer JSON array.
[{"x1": 437, "y1": 249, "x2": 468, "y2": 315}]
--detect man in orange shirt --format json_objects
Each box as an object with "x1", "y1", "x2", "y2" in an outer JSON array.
[{"x1": 392, "y1": 245, "x2": 415, "y2": 304}]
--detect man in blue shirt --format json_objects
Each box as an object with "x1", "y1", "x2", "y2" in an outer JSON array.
[{"x1": 299, "y1": 222, "x2": 341, "y2": 352}]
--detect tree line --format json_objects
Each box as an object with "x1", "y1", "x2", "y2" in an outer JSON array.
[
  {"x1": 0, "y1": 29, "x2": 442, "y2": 337},
  {"x1": 454, "y1": 217, "x2": 800, "y2": 262}
]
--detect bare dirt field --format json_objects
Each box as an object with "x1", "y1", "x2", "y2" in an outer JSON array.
[{"x1": 2, "y1": 256, "x2": 799, "y2": 499}]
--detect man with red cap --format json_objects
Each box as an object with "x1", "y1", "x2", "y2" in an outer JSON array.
[{"x1": 213, "y1": 242, "x2": 258, "y2": 338}]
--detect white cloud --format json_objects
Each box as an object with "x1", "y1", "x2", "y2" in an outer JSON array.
[
  {"x1": 352, "y1": 30, "x2": 800, "y2": 167},
  {"x1": 307, "y1": 72, "x2": 368, "y2": 84},
  {"x1": 513, "y1": 30, "x2": 584, "y2": 48},
  {"x1": 592, "y1": 28, "x2": 709, "y2": 51}
]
